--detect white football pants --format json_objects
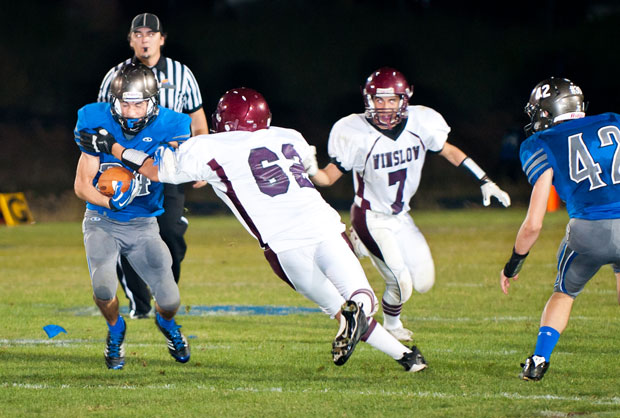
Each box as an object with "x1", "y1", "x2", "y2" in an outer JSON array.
[
  {"x1": 270, "y1": 233, "x2": 378, "y2": 318},
  {"x1": 354, "y1": 209, "x2": 435, "y2": 305}
]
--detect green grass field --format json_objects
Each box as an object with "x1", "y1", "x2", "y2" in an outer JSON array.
[{"x1": 1, "y1": 209, "x2": 619, "y2": 417}]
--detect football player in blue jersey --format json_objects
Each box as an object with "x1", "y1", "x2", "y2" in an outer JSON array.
[
  {"x1": 74, "y1": 62, "x2": 192, "y2": 369},
  {"x1": 500, "y1": 77, "x2": 620, "y2": 381}
]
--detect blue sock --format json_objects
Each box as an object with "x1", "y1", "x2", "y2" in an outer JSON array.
[
  {"x1": 156, "y1": 312, "x2": 177, "y2": 330},
  {"x1": 107, "y1": 315, "x2": 125, "y2": 334},
  {"x1": 533, "y1": 326, "x2": 560, "y2": 360}
]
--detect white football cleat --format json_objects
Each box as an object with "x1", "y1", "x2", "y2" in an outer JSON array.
[{"x1": 385, "y1": 326, "x2": 414, "y2": 342}]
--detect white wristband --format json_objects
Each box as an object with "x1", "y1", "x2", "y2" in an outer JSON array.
[
  {"x1": 461, "y1": 157, "x2": 488, "y2": 182},
  {"x1": 121, "y1": 148, "x2": 149, "y2": 172}
]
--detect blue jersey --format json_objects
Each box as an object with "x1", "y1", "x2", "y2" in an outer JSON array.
[
  {"x1": 520, "y1": 112, "x2": 620, "y2": 220},
  {"x1": 74, "y1": 102, "x2": 191, "y2": 221}
]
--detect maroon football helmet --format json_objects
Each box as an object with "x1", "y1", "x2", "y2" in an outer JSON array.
[
  {"x1": 363, "y1": 67, "x2": 413, "y2": 129},
  {"x1": 212, "y1": 88, "x2": 272, "y2": 133}
]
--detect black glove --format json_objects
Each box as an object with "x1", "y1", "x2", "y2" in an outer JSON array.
[{"x1": 79, "y1": 127, "x2": 117, "y2": 154}]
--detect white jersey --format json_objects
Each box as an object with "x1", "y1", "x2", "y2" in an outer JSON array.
[
  {"x1": 158, "y1": 127, "x2": 345, "y2": 252},
  {"x1": 328, "y1": 105, "x2": 450, "y2": 215}
]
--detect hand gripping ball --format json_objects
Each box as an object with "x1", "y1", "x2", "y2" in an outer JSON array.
[{"x1": 97, "y1": 166, "x2": 135, "y2": 197}]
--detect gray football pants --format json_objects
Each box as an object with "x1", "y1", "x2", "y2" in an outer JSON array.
[
  {"x1": 82, "y1": 210, "x2": 180, "y2": 312},
  {"x1": 555, "y1": 217, "x2": 620, "y2": 297}
]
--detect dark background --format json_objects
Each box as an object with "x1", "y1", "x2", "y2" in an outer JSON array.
[{"x1": 2, "y1": 0, "x2": 620, "y2": 216}]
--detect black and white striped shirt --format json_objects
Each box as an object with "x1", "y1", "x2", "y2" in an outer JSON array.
[{"x1": 98, "y1": 56, "x2": 203, "y2": 114}]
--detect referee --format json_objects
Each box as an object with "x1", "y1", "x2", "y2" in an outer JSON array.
[{"x1": 97, "y1": 13, "x2": 209, "y2": 318}]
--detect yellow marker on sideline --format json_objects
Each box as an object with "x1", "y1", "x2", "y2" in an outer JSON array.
[{"x1": 0, "y1": 192, "x2": 35, "y2": 226}]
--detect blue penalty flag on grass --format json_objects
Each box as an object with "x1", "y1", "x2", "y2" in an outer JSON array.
[{"x1": 43, "y1": 324, "x2": 67, "y2": 339}]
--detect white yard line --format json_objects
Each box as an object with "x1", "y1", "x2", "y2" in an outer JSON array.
[{"x1": 2, "y1": 382, "x2": 619, "y2": 405}]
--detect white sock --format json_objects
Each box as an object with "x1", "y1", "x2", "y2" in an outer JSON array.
[
  {"x1": 364, "y1": 318, "x2": 411, "y2": 360},
  {"x1": 383, "y1": 313, "x2": 403, "y2": 330}
]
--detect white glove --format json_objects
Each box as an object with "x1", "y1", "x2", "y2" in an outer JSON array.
[
  {"x1": 481, "y1": 181, "x2": 511, "y2": 207},
  {"x1": 302, "y1": 146, "x2": 319, "y2": 176}
]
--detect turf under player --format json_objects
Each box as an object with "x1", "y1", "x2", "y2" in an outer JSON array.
[
  {"x1": 98, "y1": 13, "x2": 209, "y2": 319},
  {"x1": 305, "y1": 67, "x2": 511, "y2": 341},
  {"x1": 501, "y1": 77, "x2": 620, "y2": 381},
  {"x1": 80, "y1": 87, "x2": 428, "y2": 373},
  {"x1": 74, "y1": 62, "x2": 191, "y2": 369}
]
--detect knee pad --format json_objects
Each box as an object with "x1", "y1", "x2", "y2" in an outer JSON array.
[
  {"x1": 412, "y1": 263, "x2": 435, "y2": 294},
  {"x1": 153, "y1": 288, "x2": 181, "y2": 313},
  {"x1": 92, "y1": 286, "x2": 115, "y2": 301}
]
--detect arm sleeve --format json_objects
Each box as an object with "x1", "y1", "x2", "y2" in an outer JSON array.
[{"x1": 520, "y1": 137, "x2": 550, "y2": 186}]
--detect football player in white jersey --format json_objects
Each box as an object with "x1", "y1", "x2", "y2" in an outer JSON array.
[
  {"x1": 305, "y1": 67, "x2": 511, "y2": 341},
  {"x1": 79, "y1": 87, "x2": 428, "y2": 373}
]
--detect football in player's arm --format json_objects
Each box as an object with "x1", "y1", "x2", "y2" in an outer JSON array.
[
  {"x1": 97, "y1": 12, "x2": 209, "y2": 320},
  {"x1": 74, "y1": 62, "x2": 191, "y2": 370},
  {"x1": 80, "y1": 87, "x2": 429, "y2": 373}
]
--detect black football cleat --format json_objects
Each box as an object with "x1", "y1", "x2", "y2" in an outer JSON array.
[
  {"x1": 104, "y1": 325, "x2": 126, "y2": 370},
  {"x1": 396, "y1": 345, "x2": 427, "y2": 372},
  {"x1": 519, "y1": 355, "x2": 549, "y2": 381},
  {"x1": 155, "y1": 314, "x2": 190, "y2": 363},
  {"x1": 332, "y1": 300, "x2": 369, "y2": 366}
]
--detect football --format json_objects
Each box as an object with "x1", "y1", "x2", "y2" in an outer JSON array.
[{"x1": 97, "y1": 166, "x2": 135, "y2": 197}]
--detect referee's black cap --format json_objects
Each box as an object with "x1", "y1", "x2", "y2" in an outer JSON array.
[{"x1": 130, "y1": 13, "x2": 162, "y2": 32}]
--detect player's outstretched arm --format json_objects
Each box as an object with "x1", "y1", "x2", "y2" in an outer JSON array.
[
  {"x1": 440, "y1": 142, "x2": 511, "y2": 207},
  {"x1": 311, "y1": 163, "x2": 344, "y2": 187},
  {"x1": 500, "y1": 168, "x2": 553, "y2": 294},
  {"x1": 302, "y1": 146, "x2": 343, "y2": 186}
]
